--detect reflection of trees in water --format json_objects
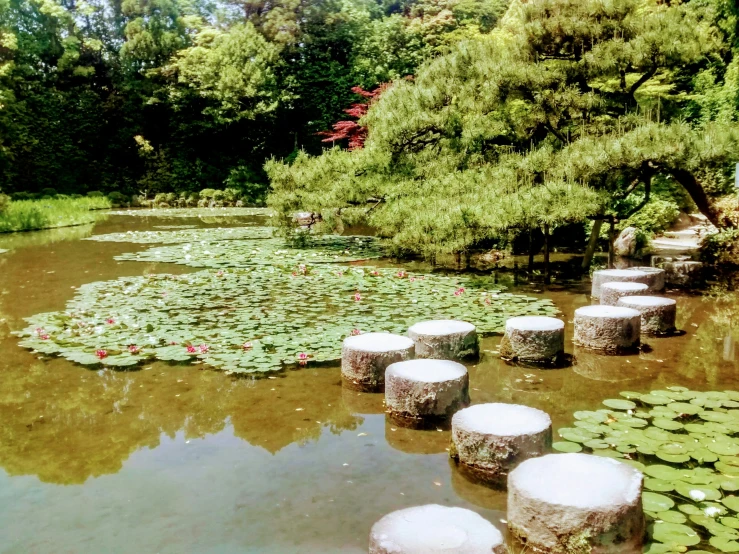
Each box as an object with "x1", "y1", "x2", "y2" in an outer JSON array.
[
  {"x1": 0, "y1": 351, "x2": 359, "y2": 484},
  {"x1": 0, "y1": 223, "x2": 96, "y2": 251}
]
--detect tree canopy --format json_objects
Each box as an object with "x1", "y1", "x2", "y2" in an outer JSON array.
[{"x1": 267, "y1": 0, "x2": 739, "y2": 257}]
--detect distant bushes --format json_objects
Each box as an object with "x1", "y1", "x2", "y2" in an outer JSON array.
[{"x1": 0, "y1": 196, "x2": 112, "y2": 233}]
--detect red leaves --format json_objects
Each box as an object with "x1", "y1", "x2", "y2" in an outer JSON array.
[{"x1": 316, "y1": 84, "x2": 388, "y2": 150}]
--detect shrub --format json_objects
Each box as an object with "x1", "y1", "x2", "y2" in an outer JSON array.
[
  {"x1": 199, "y1": 189, "x2": 217, "y2": 200},
  {"x1": 11, "y1": 192, "x2": 34, "y2": 201},
  {"x1": 107, "y1": 191, "x2": 129, "y2": 207},
  {"x1": 224, "y1": 165, "x2": 268, "y2": 205},
  {"x1": 40, "y1": 188, "x2": 57, "y2": 197},
  {"x1": 87, "y1": 191, "x2": 104, "y2": 198},
  {"x1": 623, "y1": 198, "x2": 681, "y2": 234},
  {"x1": 701, "y1": 229, "x2": 739, "y2": 266},
  {"x1": 0, "y1": 193, "x2": 9, "y2": 213}
]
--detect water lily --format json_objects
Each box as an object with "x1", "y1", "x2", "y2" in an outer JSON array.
[
  {"x1": 170, "y1": 341, "x2": 178, "y2": 345},
  {"x1": 454, "y1": 287, "x2": 465, "y2": 296},
  {"x1": 128, "y1": 345, "x2": 140, "y2": 354},
  {"x1": 354, "y1": 292, "x2": 362, "y2": 302},
  {"x1": 216, "y1": 271, "x2": 224, "y2": 277},
  {"x1": 186, "y1": 345, "x2": 197, "y2": 353},
  {"x1": 298, "y1": 352, "x2": 309, "y2": 360},
  {"x1": 689, "y1": 489, "x2": 706, "y2": 502},
  {"x1": 40, "y1": 333, "x2": 50, "y2": 340},
  {"x1": 409, "y1": 276, "x2": 415, "y2": 282},
  {"x1": 96, "y1": 349, "x2": 108, "y2": 359},
  {"x1": 705, "y1": 506, "x2": 722, "y2": 517},
  {"x1": 199, "y1": 344, "x2": 209, "y2": 353},
  {"x1": 242, "y1": 342, "x2": 253, "y2": 350},
  {"x1": 106, "y1": 318, "x2": 115, "y2": 325},
  {"x1": 336, "y1": 271, "x2": 343, "y2": 277},
  {"x1": 396, "y1": 270, "x2": 407, "y2": 278},
  {"x1": 484, "y1": 296, "x2": 492, "y2": 305},
  {"x1": 350, "y1": 329, "x2": 361, "y2": 336},
  {"x1": 370, "y1": 270, "x2": 380, "y2": 276}
]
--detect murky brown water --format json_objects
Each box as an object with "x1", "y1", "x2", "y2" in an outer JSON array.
[{"x1": 1, "y1": 214, "x2": 738, "y2": 553}]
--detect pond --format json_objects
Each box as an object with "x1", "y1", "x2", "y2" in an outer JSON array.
[{"x1": 1, "y1": 212, "x2": 738, "y2": 553}]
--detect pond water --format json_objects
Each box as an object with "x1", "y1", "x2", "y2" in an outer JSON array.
[{"x1": 1, "y1": 213, "x2": 738, "y2": 553}]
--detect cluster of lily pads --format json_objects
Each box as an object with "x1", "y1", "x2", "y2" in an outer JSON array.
[
  {"x1": 86, "y1": 226, "x2": 275, "y2": 244},
  {"x1": 108, "y1": 207, "x2": 273, "y2": 217},
  {"x1": 555, "y1": 387, "x2": 739, "y2": 553},
  {"x1": 17, "y1": 266, "x2": 557, "y2": 373},
  {"x1": 112, "y1": 235, "x2": 386, "y2": 266}
]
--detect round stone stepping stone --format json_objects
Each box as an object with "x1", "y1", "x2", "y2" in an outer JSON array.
[
  {"x1": 600, "y1": 282, "x2": 649, "y2": 306},
  {"x1": 626, "y1": 266, "x2": 665, "y2": 291},
  {"x1": 573, "y1": 305, "x2": 641, "y2": 353},
  {"x1": 407, "y1": 320, "x2": 478, "y2": 360},
  {"x1": 499, "y1": 316, "x2": 564, "y2": 365},
  {"x1": 508, "y1": 453, "x2": 645, "y2": 554},
  {"x1": 385, "y1": 359, "x2": 469, "y2": 428},
  {"x1": 369, "y1": 504, "x2": 507, "y2": 554},
  {"x1": 451, "y1": 403, "x2": 552, "y2": 487},
  {"x1": 342, "y1": 332, "x2": 415, "y2": 392},
  {"x1": 617, "y1": 296, "x2": 677, "y2": 335},
  {"x1": 591, "y1": 269, "x2": 651, "y2": 298}
]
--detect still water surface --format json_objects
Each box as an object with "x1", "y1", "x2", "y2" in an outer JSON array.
[{"x1": 0, "y1": 214, "x2": 738, "y2": 553}]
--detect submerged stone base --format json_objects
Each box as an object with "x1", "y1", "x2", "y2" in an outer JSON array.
[
  {"x1": 385, "y1": 359, "x2": 469, "y2": 428},
  {"x1": 369, "y1": 504, "x2": 507, "y2": 554},
  {"x1": 508, "y1": 453, "x2": 645, "y2": 554},
  {"x1": 407, "y1": 319, "x2": 479, "y2": 360}
]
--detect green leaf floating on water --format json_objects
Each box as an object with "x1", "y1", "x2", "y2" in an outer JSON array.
[
  {"x1": 16, "y1": 266, "x2": 557, "y2": 374},
  {"x1": 87, "y1": 226, "x2": 276, "y2": 244},
  {"x1": 560, "y1": 387, "x2": 739, "y2": 552},
  {"x1": 552, "y1": 441, "x2": 582, "y2": 453}
]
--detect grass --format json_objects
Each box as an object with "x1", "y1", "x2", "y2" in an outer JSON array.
[{"x1": 0, "y1": 197, "x2": 111, "y2": 233}]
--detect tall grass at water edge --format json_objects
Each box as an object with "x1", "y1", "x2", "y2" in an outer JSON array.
[{"x1": 0, "y1": 197, "x2": 111, "y2": 233}]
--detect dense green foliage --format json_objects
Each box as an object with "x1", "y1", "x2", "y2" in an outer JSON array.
[
  {"x1": 268, "y1": 0, "x2": 739, "y2": 257},
  {"x1": 0, "y1": 0, "x2": 508, "y2": 198},
  {"x1": 0, "y1": 196, "x2": 111, "y2": 232}
]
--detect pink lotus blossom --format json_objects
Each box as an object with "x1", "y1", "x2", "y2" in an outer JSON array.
[
  {"x1": 199, "y1": 344, "x2": 209, "y2": 353},
  {"x1": 96, "y1": 349, "x2": 108, "y2": 359},
  {"x1": 354, "y1": 292, "x2": 362, "y2": 302},
  {"x1": 186, "y1": 345, "x2": 197, "y2": 353},
  {"x1": 128, "y1": 345, "x2": 140, "y2": 354},
  {"x1": 298, "y1": 352, "x2": 309, "y2": 360},
  {"x1": 350, "y1": 328, "x2": 361, "y2": 336},
  {"x1": 243, "y1": 342, "x2": 253, "y2": 350},
  {"x1": 106, "y1": 318, "x2": 115, "y2": 325}
]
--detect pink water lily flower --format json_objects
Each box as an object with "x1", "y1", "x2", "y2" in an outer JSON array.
[
  {"x1": 298, "y1": 352, "x2": 309, "y2": 360},
  {"x1": 454, "y1": 287, "x2": 465, "y2": 296},
  {"x1": 243, "y1": 342, "x2": 253, "y2": 350},
  {"x1": 186, "y1": 345, "x2": 197, "y2": 353},
  {"x1": 370, "y1": 270, "x2": 380, "y2": 276},
  {"x1": 216, "y1": 270, "x2": 224, "y2": 277},
  {"x1": 40, "y1": 334, "x2": 50, "y2": 340},
  {"x1": 170, "y1": 341, "x2": 178, "y2": 345},
  {"x1": 128, "y1": 345, "x2": 140, "y2": 354},
  {"x1": 409, "y1": 276, "x2": 416, "y2": 282},
  {"x1": 96, "y1": 349, "x2": 108, "y2": 359},
  {"x1": 354, "y1": 292, "x2": 362, "y2": 302},
  {"x1": 199, "y1": 344, "x2": 209, "y2": 353},
  {"x1": 350, "y1": 328, "x2": 361, "y2": 336},
  {"x1": 106, "y1": 318, "x2": 115, "y2": 325},
  {"x1": 337, "y1": 271, "x2": 344, "y2": 277},
  {"x1": 396, "y1": 270, "x2": 407, "y2": 278}
]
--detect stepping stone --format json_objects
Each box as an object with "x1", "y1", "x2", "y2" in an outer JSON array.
[
  {"x1": 508, "y1": 453, "x2": 645, "y2": 554},
  {"x1": 663, "y1": 260, "x2": 704, "y2": 288},
  {"x1": 385, "y1": 359, "x2": 469, "y2": 428},
  {"x1": 600, "y1": 282, "x2": 649, "y2": 306},
  {"x1": 617, "y1": 296, "x2": 677, "y2": 335},
  {"x1": 369, "y1": 504, "x2": 507, "y2": 554},
  {"x1": 408, "y1": 320, "x2": 478, "y2": 360},
  {"x1": 451, "y1": 403, "x2": 552, "y2": 487},
  {"x1": 591, "y1": 269, "x2": 651, "y2": 298},
  {"x1": 625, "y1": 266, "x2": 665, "y2": 291},
  {"x1": 573, "y1": 305, "x2": 641, "y2": 353},
  {"x1": 341, "y1": 332, "x2": 415, "y2": 392},
  {"x1": 499, "y1": 316, "x2": 564, "y2": 365}
]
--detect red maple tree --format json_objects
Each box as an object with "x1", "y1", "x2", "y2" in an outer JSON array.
[{"x1": 317, "y1": 85, "x2": 388, "y2": 150}]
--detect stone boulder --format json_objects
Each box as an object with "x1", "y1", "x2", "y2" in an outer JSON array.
[{"x1": 614, "y1": 227, "x2": 639, "y2": 257}]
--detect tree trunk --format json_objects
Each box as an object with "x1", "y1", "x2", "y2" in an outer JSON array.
[
  {"x1": 528, "y1": 228, "x2": 535, "y2": 272},
  {"x1": 672, "y1": 169, "x2": 735, "y2": 228},
  {"x1": 582, "y1": 219, "x2": 603, "y2": 270},
  {"x1": 608, "y1": 218, "x2": 616, "y2": 269},
  {"x1": 543, "y1": 224, "x2": 550, "y2": 284}
]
